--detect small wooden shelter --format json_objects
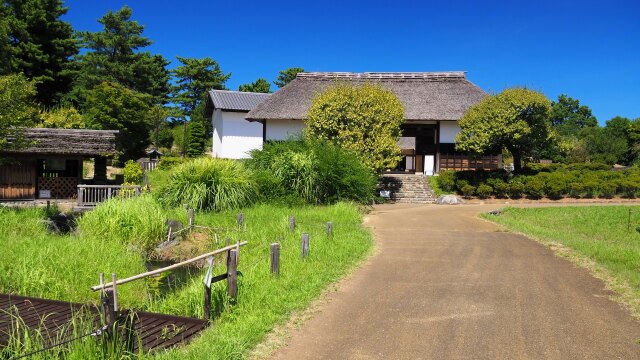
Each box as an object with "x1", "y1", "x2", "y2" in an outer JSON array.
[{"x1": 0, "y1": 128, "x2": 118, "y2": 200}]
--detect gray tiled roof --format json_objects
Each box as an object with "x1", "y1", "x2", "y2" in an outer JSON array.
[
  {"x1": 208, "y1": 90, "x2": 271, "y2": 112},
  {"x1": 246, "y1": 72, "x2": 487, "y2": 122}
]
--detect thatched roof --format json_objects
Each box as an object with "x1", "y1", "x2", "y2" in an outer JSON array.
[
  {"x1": 246, "y1": 72, "x2": 487, "y2": 122},
  {"x1": 2, "y1": 128, "x2": 118, "y2": 157}
]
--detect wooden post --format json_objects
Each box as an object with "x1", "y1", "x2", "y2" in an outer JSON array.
[
  {"x1": 111, "y1": 273, "x2": 119, "y2": 315},
  {"x1": 289, "y1": 215, "x2": 295, "y2": 231},
  {"x1": 203, "y1": 284, "x2": 211, "y2": 321},
  {"x1": 143, "y1": 171, "x2": 149, "y2": 191},
  {"x1": 270, "y1": 243, "x2": 280, "y2": 275},
  {"x1": 100, "y1": 273, "x2": 116, "y2": 328},
  {"x1": 77, "y1": 187, "x2": 83, "y2": 206},
  {"x1": 301, "y1": 233, "x2": 309, "y2": 258},
  {"x1": 227, "y1": 249, "x2": 238, "y2": 302},
  {"x1": 237, "y1": 213, "x2": 244, "y2": 227},
  {"x1": 326, "y1": 222, "x2": 333, "y2": 236},
  {"x1": 188, "y1": 208, "x2": 195, "y2": 228}
]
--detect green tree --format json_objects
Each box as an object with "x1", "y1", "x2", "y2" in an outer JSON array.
[
  {"x1": 628, "y1": 118, "x2": 640, "y2": 164},
  {"x1": 580, "y1": 126, "x2": 628, "y2": 164},
  {"x1": 238, "y1": 78, "x2": 271, "y2": 93},
  {"x1": 0, "y1": 74, "x2": 38, "y2": 151},
  {"x1": 171, "y1": 56, "x2": 230, "y2": 134},
  {"x1": 187, "y1": 120, "x2": 205, "y2": 157},
  {"x1": 69, "y1": 6, "x2": 170, "y2": 104},
  {"x1": 83, "y1": 82, "x2": 152, "y2": 161},
  {"x1": 455, "y1": 88, "x2": 552, "y2": 173},
  {"x1": 147, "y1": 104, "x2": 171, "y2": 148},
  {"x1": 274, "y1": 67, "x2": 304, "y2": 88},
  {"x1": 1, "y1": 0, "x2": 77, "y2": 106},
  {"x1": 549, "y1": 94, "x2": 597, "y2": 136},
  {"x1": 306, "y1": 83, "x2": 404, "y2": 172},
  {"x1": 39, "y1": 106, "x2": 85, "y2": 129}
]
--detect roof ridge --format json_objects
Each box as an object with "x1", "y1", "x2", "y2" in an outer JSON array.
[
  {"x1": 296, "y1": 71, "x2": 466, "y2": 80},
  {"x1": 209, "y1": 89, "x2": 270, "y2": 95}
]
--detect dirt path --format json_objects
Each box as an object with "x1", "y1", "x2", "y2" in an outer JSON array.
[{"x1": 271, "y1": 204, "x2": 640, "y2": 359}]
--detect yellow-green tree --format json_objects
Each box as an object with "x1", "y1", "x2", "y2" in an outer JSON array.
[
  {"x1": 39, "y1": 106, "x2": 85, "y2": 129},
  {"x1": 306, "y1": 83, "x2": 404, "y2": 172},
  {"x1": 455, "y1": 88, "x2": 552, "y2": 173}
]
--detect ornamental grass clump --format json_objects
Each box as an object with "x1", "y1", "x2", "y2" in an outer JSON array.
[{"x1": 156, "y1": 158, "x2": 258, "y2": 211}]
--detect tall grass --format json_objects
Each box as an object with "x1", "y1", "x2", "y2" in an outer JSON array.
[
  {"x1": 78, "y1": 195, "x2": 167, "y2": 255},
  {"x1": 156, "y1": 158, "x2": 258, "y2": 211}
]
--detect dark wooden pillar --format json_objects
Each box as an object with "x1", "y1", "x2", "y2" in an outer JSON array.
[{"x1": 94, "y1": 156, "x2": 107, "y2": 184}]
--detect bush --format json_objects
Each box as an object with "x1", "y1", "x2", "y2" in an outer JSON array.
[
  {"x1": 437, "y1": 170, "x2": 456, "y2": 193},
  {"x1": 598, "y1": 182, "x2": 617, "y2": 198},
  {"x1": 568, "y1": 182, "x2": 586, "y2": 198},
  {"x1": 508, "y1": 178, "x2": 526, "y2": 198},
  {"x1": 476, "y1": 184, "x2": 493, "y2": 199},
  {"x1": 460, "y1": 184, "x2": 476, "y2": 198},
  {"x1": 123, "y1": 160, "x2": 143, "y2": 184},
  {"x1": 617, "y1": 180, "x2": 639, "y2": 198},
  {"x1": 544, "y1": 174, "x2": 567, "y2": 199},
  {"x1": 492, "y1": 179, "x2": 509, "y2": 198},
  {"x1": 156, "y1": 158, "x2": 258, "y2": 211},
  {"x1": 77, "y1": 195, "x2": 166, "y2": 255},
  {"x1": 525, "y1": 177, "x2": 545, "y2": 199},
  {"x1": 583, "y1": 181, "x2": 599, "y2": 198},
  {"x1": 158, "y1": 156, "x2": 185, "y2": 170},
  {"x1": 249, "y1": 139, "x2": 376, "y2": 204}
]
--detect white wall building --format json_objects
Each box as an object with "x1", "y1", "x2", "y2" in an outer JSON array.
[{"x1": 206, "y1": 90, "x2": 271, "y2": 159}]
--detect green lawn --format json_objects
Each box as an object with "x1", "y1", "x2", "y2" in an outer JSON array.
[
  {"x1": 485, "y1": 205, "x2": 640, "y2": 313},
  {"x1": 0, "y1": 201, "x2": 373, "y2": 359}
]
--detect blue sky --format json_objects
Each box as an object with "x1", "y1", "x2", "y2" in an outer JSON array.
[{"x1": 63, "y1": 0, "x2": 640, "y2": 124}]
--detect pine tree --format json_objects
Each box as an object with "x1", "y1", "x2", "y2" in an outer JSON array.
[{"x1": 187, "y1": 120, "x2": 205, "y2": 157}]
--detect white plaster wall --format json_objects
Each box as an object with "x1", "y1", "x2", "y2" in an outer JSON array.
[
  {"x1": 212, "y1": 110, "x2": 263, "y2": 159},
  {"x1": 439, "y1": 121, "x2": 461, "y2": 143},
  {"x1": 265, "y1": 119, "x2": 306, "y2": 141}
]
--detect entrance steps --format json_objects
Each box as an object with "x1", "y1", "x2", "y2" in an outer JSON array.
[{"x1": 379, "y1": 174, "x2": 436, "y2": 204}]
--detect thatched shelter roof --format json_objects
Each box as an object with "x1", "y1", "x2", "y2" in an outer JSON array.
[
  {"x1": 246, "y1": 72, "x2": 487, "y2": 122},
  {"x1": 3, "y1": 128, "x2": 118, "y2": 157}
]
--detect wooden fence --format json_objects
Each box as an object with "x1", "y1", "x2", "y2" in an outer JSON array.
[
  {"x1": 77, "y1": 184, "x2": 141, "y2": 207},
  {"x1": 439, "y1": 154, "x2": 502, "y2": 171},
  {"x1": 139, "y1": 160, "x2": 158, "y2": 172}
]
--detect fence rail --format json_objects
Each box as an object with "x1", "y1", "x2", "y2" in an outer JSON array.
[
  {"x1": 439, "y1": 154, "x2": 502, "y2": 171},
  {"x1": 77, "y1": 184, "x2": 141, "y2": 207},
  {"x1": 139, "y1": 160, "x2": 158, "y2": 172}
]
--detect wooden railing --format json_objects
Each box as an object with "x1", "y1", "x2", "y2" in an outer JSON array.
[
  {"x1": 139, "y1": 160, "x2": 158, "y2": 172},
  {"x1": 439, "y1": 154, "x2": 502, "y2": 171},
  {"x1": 77, "y1": 184, "x2": 141, "y2": 207}
]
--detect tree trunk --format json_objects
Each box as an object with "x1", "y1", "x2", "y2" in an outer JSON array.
[{"x1": 512, "y1": 152, "x2": 523, "y2": 174}]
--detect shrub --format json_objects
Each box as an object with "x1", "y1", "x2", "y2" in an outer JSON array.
[
  {"x1": 544, "y1": 174, "x2": 567, "y2": 199},
  {"x1": 158, "y1": 156, "x2": 185, "y2": 170},
  {"x1": 249, "y1": 139, "x2": 376, "y2": 204},
  {"x1": 437, "y1": 170, "x2": 456, "y2": 193},
  {"x1": 617, "y1": 181, "x2": 638, "y2": 198},
  {"x1": 525, "y1": 177, "x2": 545, "y2": 199},
  {"x1": 123, "y1": 160, "x2": 143, "y2": 184},
  {"x1": 598, "y1": 181, "x2": 617, "y2": 198},
  {"x1": 508, "y1": 178, "x2": 526, "y2": 198},
  {"x1": 476, "y1": 184, "x2": 493, "y2": 199},
  {"x1": 492, "y1": 179, "x2": 509, "y2": 198},
  {"x1": 77, "y1": 195, "x2": 166, "y2": 255},
  {"x1": 460, "y1": 184, "x2": 476, "y2": 198},
  {"x1": 156, "y1": 158, "x2": 258, "y2": 211},
  {"x1": 568, "y1": 182, "x2": 586, "y2": 198},
  {"x1": 583, "y1": 181, "x2": 599, "y2": 198}
]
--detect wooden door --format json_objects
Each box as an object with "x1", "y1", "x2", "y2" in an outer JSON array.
[{"x1": 0, "y1": 162, "x2": 36, "y2": 199}]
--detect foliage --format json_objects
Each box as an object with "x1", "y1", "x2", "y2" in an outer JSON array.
[
  {"x1": 0, "y1": 73, "x2": 38, "y2": 151},
  {"x1": 156, "y1": 158, "x2": 258, "y2": 211},
  {"x1": 273, "y1": 67, "x2": 304, "y2": 88},
  {"x1": 38, "y1": 106, "x2": 85, "y2": 129},
  {"x1": 456, "y1": 88, "x2": 552, "y2": 173},
  {"x1": 123, "y1": 160, "x2": 143, "y2": 184},
  {"x1": 158, "y1": 156, "x2": 185, "y2": 170},
  {"x1": 68, "y1": 6, "x2": 170, "y2": 105},
  {"x1": 78, "y1": 195, "x2": 167, "y2": 255},
  {"x1": 249, "y1": 139, "x2": 377, "y2": 204},
  {"x1": 486, "y1": 206, "x2": 640, "y2": 314},
  {"x1": 187, "y1": 120, "x2": 206, "y2": 157},
  {"x1": 171, "y1": 56, "x2": 230, "y2": 116},
  {"x1": 476, "y1": 183, "x2": 492, "y2": 199},
  {"x1": 550, "y1": 94, "x2": 597, "y2": 136},
  {"x1": 306, "y1": 83, "x2": 404, "y2": 173},
  {"x1": 0, "y1": 0, "x2": 77, "y2": 106},
  {"x1": 147, "y1": 104, "x2": 172, "y2": 148},
  {"x1": 83, "y1": 81, "x2": 153, "y2": 161},
  {"x1": 238, "y1": 78, "x2": 271, "y2": 93},
  {"x1": 436, "y1": 170, "x2": 457, "y2": 193},
  {"x1": 460, "y1": 183, "x2": 476, "y2": 198}
]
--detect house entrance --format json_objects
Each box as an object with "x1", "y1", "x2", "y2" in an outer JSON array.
[{"x1": 392, "y1": 125, "x2": 436, "y2": 174}]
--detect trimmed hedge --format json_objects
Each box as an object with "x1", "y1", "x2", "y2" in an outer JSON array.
[{"x1": 436, "y1": 163, "x2": 640, "y2": 199}]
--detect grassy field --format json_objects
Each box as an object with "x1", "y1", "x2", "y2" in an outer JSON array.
[
  {"x1": 0, "y1": 201, "x2": 373, "y2": 359},
  {"x1": 485, "y1": 205, "x2": 640, "y2": 313}
]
